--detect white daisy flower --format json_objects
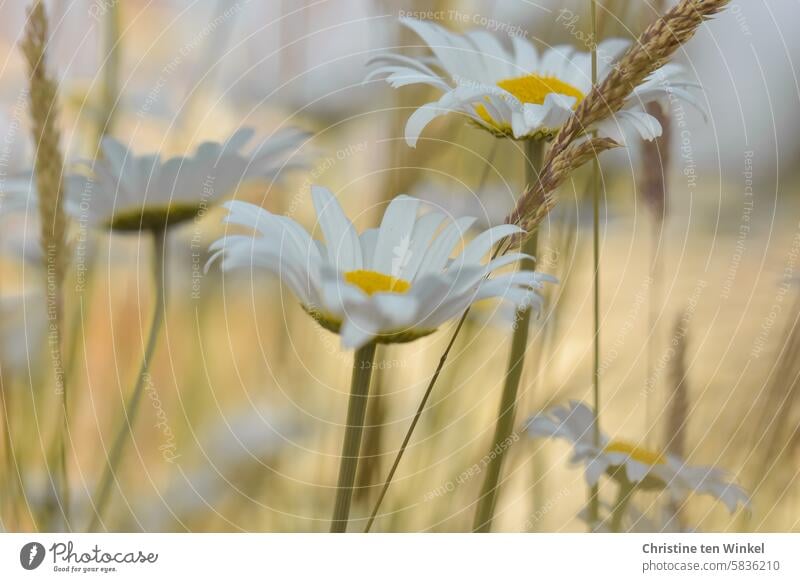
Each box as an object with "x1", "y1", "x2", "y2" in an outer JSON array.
[
  {"x1": 209, "y1": 186, "x2": 556, "y2": 349},
  {"x1": 367, "y1": 17, "x2": 702, "y2": 145},
  {"x1": 70, "y1": 127, "x2": 308, "y2": 231},
  {"x1": 526, "y1": 401, "x2": 749, "y2": 513}
]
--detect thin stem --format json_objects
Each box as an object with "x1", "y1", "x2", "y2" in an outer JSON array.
[
  {"x1": 55, "y1": 292, "x2": 70, "y2": 531},
  {"x1": 363, "y1": 309, "x2": 472, "y2": 532},
  {"x1": 588, "y1": 0, "x2": 603, "y2": 527},
  {"x1": 331, "y1": 342, "x2": 377, "y2": 532},
  {"x1": 97, "y1": 0, "x2": 120, "y2": 146},
  {"x1": 646, "y1": 221, "x2": 661, "y2": 445},
  {"x1": 1, "y1": 380, "x2": 20, "y2": 529},
  {"x1": 472, "y1": 139, "x2": 544, "y2": 532},
  {"x1": 88, "y1": 228, "x2": 167, "y2": 531},
  {"x1": 354, "y1": 346, "x2": 386, "y2": 505},
  {"x1": 610, "y1": 479, "x2": 634, "y2": 533}
]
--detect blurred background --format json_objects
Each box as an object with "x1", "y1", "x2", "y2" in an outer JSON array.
[{"x1": 0, "y1": 0, "x2": 799, "y2": 532}]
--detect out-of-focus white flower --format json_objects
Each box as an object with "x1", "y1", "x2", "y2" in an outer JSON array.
[
  {"x1": 367, "y1": 17, "x2": 702, "y2": 146},
  {"x1": 70, "y1": 127, "x2": 309, "y2": 231},
  {"x1": 210, "y1": 187, "x2": 556, "y2": 349},
  {"x1": 526, "y1": 401, "x2": 749, "y2": 513}
]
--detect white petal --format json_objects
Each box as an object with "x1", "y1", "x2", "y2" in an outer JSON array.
[
  {"x1": 400, "y1": 17, "x2": 483, "y2": 81},
  {"x1": 539, "y1": 44, "x2": 576, "y2": 77},
  {"x1": 625, "y1": 460, "x2": 652, "y2": 484},
  {"x1": 585, "y1": 456, "x2": 609, "y2": 486},
  {"x1": 404, "y1": 93, "x2": 460, "y2": 148},
  {"x1": 340, "y1": 317, "x2": 380, "y2": 350},
  {"x1": 466, "y1": 29, "x2": 513, "y2": 80},
  {"x1": 416, "y1": 216, "x2": 476, "y2": 275},
  {"x1": 599, "y1": 109, "x2": 663, "y2": 142},
  {"x1": 359, "y1": 228, "x2": 379, "y2": 270},
  {"x1": 455, "y1": 224, "x2": 525, "y2": 266},
  {"x1": 400, "y1": 211, "x2": 446, "y2": 280},
  {"x1": 511, "y1": 35, "x2": 539, "y2": 74},
  {"x1": 372, "y1": 293, "x2": 420, "y2": 329},
  {"x1": 312, "y1": 185, "x2": 362, "y2": 272},
  {"x1": 223, "y1": 127, "x2": 256, "y2": 152},
  {"x1": 373, "y1": 195, "x2": 420, "y2": 276}
]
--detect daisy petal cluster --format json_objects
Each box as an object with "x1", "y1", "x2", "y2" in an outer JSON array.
[
  {"x1": 367, "y1": 17, "x2": 702, "y2": 145},
  {"x1": 209, "y1": 186, "x2": 556, "y2": 349},
  {"x1": 526, "y1": 401, "x2": 749, "y2": 513},
  {"x1": 71, "y1": 127, "x2": 308, "y2": 231}
]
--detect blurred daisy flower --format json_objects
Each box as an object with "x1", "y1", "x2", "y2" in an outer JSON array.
[
  {"x1": 367, "y1": 17, "x2": 701, "y2": 146},
  {"x1": 526, "y1": 401, "x2": 749, "y2": 513},
  {"x1": 209, "y1": 186, "x2": 556, "y2": 349},
  {"x1": 70, "y1": 127, "x2": 308, "y2": 232}
]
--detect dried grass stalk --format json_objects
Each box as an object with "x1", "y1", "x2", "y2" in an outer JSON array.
[
  {"x1": 22, "y1": 1, "x2": 69, "y2": 288},
  {"x1": 21, "y1": 0, "x2": 71, "y2": 527},
  {"x1": 639, "y1": 101, "x2": 671, "y2": 221},
  {"x1": 665, "y1": 314, "x2": 689, "y2": 458},
  {"x1": 509, "y1": 0, "x2": 730, "y2": 237},
  {"x1": 507, "y1": 137, "x2": 620, "y2": 233},
  {"x1": 551, "y1": 0, "x2": 729, "y2": 158}
]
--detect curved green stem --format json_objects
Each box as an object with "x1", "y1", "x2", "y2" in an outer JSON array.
[
  {"x1": 588, "y1": 0, "x2": 603, "y2": 527},
  {"x1": 472, "y1": 139, "x2": 544, "y2": 532},
  {"x1": 331, "y1": 342, "x2": 377, "y2": 532},
  {"x1": 97, "y1": 0, "x2": 120, "y2": 146},
  {"x1": 87, "y1": 228, "x2": 166, "y2": 531}
]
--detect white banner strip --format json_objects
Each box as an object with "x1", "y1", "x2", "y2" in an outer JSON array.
[{"x1": 1, "y1": 533, "x2": 798, "y2": 580}]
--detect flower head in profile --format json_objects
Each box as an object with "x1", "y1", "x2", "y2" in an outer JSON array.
[
  {"x1": 209, "y1": 186, "x2": 556, "y2": 349},
  {"x1": 526, "y1": 402, "x2": 749, "y2": 513},
  {"x1": 367, "y1": 17, "x2": 701, "y2": 146},
  {"x1": 71, "y1": 127, "x2": 308, "y2": 232}
]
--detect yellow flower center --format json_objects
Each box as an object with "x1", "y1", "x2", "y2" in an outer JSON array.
[
  {"x1": 344, "y1": 270, "x2": 411, "y2": 296},
  {"x1": 473, "y1": 74, "x2": 584, "y2": 137},
  {"x1": 604, "y1": 440, "x2": 666, "y2": 466},
  {"x1": 497, "y1": 74, "x2": 584, "y2": 106}
]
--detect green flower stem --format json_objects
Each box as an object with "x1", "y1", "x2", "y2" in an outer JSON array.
[
  {"x1": 354, "y1": 346, "x2": 386, "y2": 505},
  {"x1": 330, "y1": 342, "x2": 378, "y2": 532},
  {"x1": 97, "y1": 0, "x2": 120, "y2": 146},
  {"x1": 588, "y1": 0, "x2": 603, "y2": 527},
  {"x1": 610, "y1": 479, "x2": 635, "y2": 533},
  {"x1": 472, "y1": 138, "x2": 544, "y2": 532},
  {"x1": 1, "y1": 380, "x2": 20, "y2": 529},
  {"x1": 88, "y1": 228, "x2": 167, "y2": 531}
]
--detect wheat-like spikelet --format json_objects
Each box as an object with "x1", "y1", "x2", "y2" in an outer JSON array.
[
  {"x1": 551, "y1": 0, "x2": 729, "y2": 159},
  {"x1": 21, "y1": 0, "x2": 71, "y2": 527},
  {"x1": 507, "y1": 137, "x2": 620, "y2": 233},
  {"x1": 508, "y1": 0, "x2": 729, "y2": 237},
  {"x1": 22, "y1": 1, "x2": 69, "y2": 289}
]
